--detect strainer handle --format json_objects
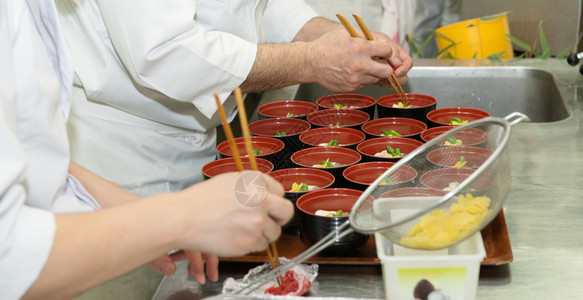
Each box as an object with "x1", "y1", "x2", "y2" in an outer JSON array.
[
  {"x1": 504, "y1": 112, "x2": 531, "y2": 126},
  {"x1": 233, "y1": 221, "x2": 354, "y2": 295}
]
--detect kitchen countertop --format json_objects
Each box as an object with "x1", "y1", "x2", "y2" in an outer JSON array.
[{"x1": 149, "y1": 58, "x2": 583, "y2": 300}]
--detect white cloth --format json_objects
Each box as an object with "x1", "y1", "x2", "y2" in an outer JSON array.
[
  {"x1": 55, "y1": 0, "x2": 319, "y2": 196},
  {"x1": 303, "y1": 0, "x2": 415, "y2": 50},
  {"x1": 380, "y1": 0, "x2": 416, "y2": 50},
  {"x1": 0, "y1": 0, "x2": 99, "y2": 299}
]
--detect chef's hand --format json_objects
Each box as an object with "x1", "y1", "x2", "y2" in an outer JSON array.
[
  {"x1": 306, "y1": 28, "x2": 412, "y2": 92},
  {"x1": 150, "y1": 250, "x2": 219, "y2": 284},
  {"x1": 371, "y1": 31, "x2": 412, "y2": 86},
  {"x1": 176, "y1": 171, "x2": 293, "y2": 257}
]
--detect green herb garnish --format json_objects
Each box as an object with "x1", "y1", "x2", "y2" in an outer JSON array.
[
  {"x1": 386, "y1": 145, "x2": 402, "y2": 157},
  {"x1": 329, "y1": 122, "x2": 347, "y2": 127},
  {"x1": 450, "y1": 117, "x2": 467, "y2": 125},
  {"x1": 286, "y1": 113, "x2": 294, "y2": 117},
  {"x1": 318, "y1": 158, "x2": 335, "y2": 168},
  {"x1": 381, "y1": 129, "x2": 401, "y2": 136},
  {"x1": 326, "y1": 139, "x2": 339, "y2": 146},
  {"x1": 446, "y1": 136, "x2": 458, "y2": 144},
  {"x1": 380, "y1": 178, "x2": 393, "y2": 185},
  {"x1": 331, "y1": 210, "x2": 344, "y2": 216},
  {"x1": 333, "y1": 103, "x2": 347, "y2": 109},
  {"x1": 454, "y1": 156, "x2": 467, "y2": 168},
  {"x1": 298, "y1": 183, "x2": 309, "y2": 191},
  {"x1": 252, "y1": 149, "x2": 264, "y2": 156},
  {"x1": 274, "y1": 131, "x2": 287, "y2": 136}
]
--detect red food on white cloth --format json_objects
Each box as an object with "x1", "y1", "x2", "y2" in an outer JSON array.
[{"x1": 264, "y1": 270, "x2": 312, "y2": 296}]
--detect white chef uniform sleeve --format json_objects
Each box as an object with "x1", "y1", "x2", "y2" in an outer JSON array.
[
  {"x1": 94, "y1": 0, "x2": 257, "y2": 119},
  {"x1": 0, "y1": 40, "x2": 56, "y2": 299},
  {"x1": 263, "y1": 0, "x2": 320, "y2": 43},
  {"x1": 0, "y1": 187, "x2": 56, "y2": 300}
]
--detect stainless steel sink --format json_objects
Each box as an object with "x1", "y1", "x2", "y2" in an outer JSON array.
[{"x1": 295, "y1": 66, "x2": 569, "y2": 122}]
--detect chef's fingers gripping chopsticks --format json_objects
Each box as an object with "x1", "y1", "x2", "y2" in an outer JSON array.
[
  {"x1": 336, "y1": 14, "x2": 410, "y2": 106},
  {"x1": 215, "y1": 89, "x2": 283, "y2": 289}
]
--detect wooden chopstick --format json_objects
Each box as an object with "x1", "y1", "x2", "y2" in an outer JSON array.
[
  {"x1": 336, "y1": 14, "x2": 410, "y2": 106},
  {"x1": 214, "y1": 93, "x2": 244, "y2": 171},
  {"x1": 351, "y1": 14, "x2": 409, "y2": 106},
  {"x1": 233, "y1": 88, "x2": 258, "y2": 171},
  {"x1": 232, "y1": 88, "x2": 283, "y2": 289}
]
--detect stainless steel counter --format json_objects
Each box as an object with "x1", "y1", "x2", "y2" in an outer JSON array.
[{"x1": 151, "y1": 59, "x2": 583, "y2": 300}]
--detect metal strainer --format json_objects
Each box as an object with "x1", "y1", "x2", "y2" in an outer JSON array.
[{"x1": 234, "y1": 112, "x2": 529, "y2": 295}]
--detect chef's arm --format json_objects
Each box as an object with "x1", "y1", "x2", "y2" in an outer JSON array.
[
  {"x1": 67, "y1": 162, "x2": 219, "y2": 281},
  {"x1": 292, "y1": 17, "x2": 342, "y2": 42},
  {"x1": 240, "y1": 25, "x2": 409, "y2": 94},
  {"x1": 68, "y1": 162, "x2": 140, "y2": 208},
  {"x1": 240, "y1": 15, "x2": 412, "y2": 94},
  {"x1": 23, "y1": 172, "x2": 292, "y2": 300}
]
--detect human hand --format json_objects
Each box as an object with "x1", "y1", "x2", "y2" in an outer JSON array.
[
  {"x1": 150, "y1": 250, "x2": 219, "y2": 284},
  {"x1": 175, "y1": 171, "x2": 293, "y2": 257},
  {"x1": 305, "y1": 28, "x2": 412, "y2": 92},
  {"x1": 371, "y1": 32, "x2": 413, "y2": 86}
]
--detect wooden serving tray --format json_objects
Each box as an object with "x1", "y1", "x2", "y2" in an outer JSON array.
[
  {"x1": 221, "y1": 210, "x2": 513, "y2": 266},
  {"x1": 480, "y1": 209, "x2": 514, "y2": 265}
]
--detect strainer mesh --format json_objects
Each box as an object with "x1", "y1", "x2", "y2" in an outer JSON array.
[{"x1": 349, "y1": 116, "x2": 515, "y2": 249}]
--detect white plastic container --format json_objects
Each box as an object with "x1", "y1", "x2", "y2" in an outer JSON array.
[{"x1": 375, "y1": 232, "x2": 485, "y2": 300}]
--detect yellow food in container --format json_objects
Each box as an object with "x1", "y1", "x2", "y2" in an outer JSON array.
[{"x1": 400, "y1": 193, "x2": 491, "y2": 249}]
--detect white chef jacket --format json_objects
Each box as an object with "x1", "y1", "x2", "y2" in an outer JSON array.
[
  {"x1": 303, "y1": 0, "x2": 415, "y2": 49},
  {"x1": 55, "y1": 0, "x2": 319, "y2": 196},
  {"x1": 0, "y1": 0, "x2": 99, "y2": 298}
]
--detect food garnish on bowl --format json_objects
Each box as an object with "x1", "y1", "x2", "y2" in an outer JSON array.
[
  {"x1": 274, "y1": 131, "x2": 287, "y2": 136},
  {"x1": 330, "y1": 122, "x2": 349, "y2": 127},
  {"x1": 290, "y1": 182, "x2": 319, "y2": 192},
  {"x1": 445, "y1": 135, "x2": 463, "y2": 146},
  {"x1": 392, "y1": 102, "x2": 414, "y2": 108},
  {"x1": 333, "y1": 103, "x2": 358, "y2": 109},
  {"x1": 380, "y1": 178, "x2": 393, "y2": 185},
  {"x1": 443, "y1": 181, "x2": 475, "y2": 193},
  {"x1": 453, "y1": 156, "x2": 479, "y2": 168},
  {"x1": 381, "y1": 129, "x2": 401, "y2": 137},
  {"x1": 374, "y1": 146, "x2": 404, "y2": 158},
  {"x1": 450, "y1": 117, "x2": 468, "y2": 125},
  {"x1": 319, "y1": 139, "x2": 339, "y2": 146},
  {"x1": 315, "y1": 209, "x2": 349, "y2": 217},
  {"x1": 312, "y1": 158, "x2": 344, "y2": 168}
]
